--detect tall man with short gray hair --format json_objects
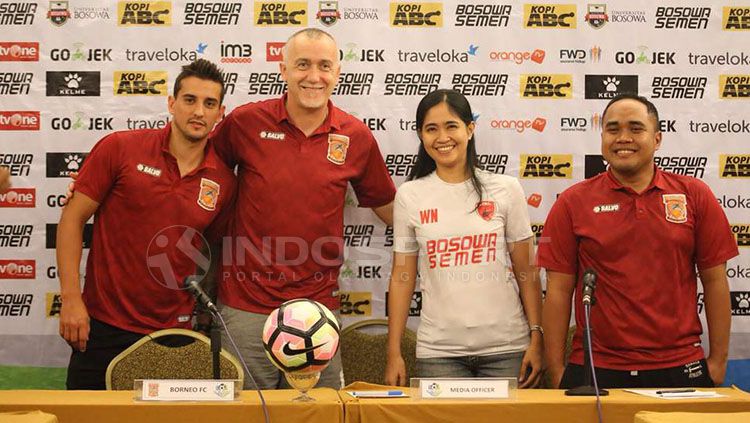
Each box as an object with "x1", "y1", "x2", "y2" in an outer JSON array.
[{"x1": 211, "y1": 28, "x2": 395, "y2": 389}]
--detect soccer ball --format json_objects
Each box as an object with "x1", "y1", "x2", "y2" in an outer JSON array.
[{"x1": 262, "y1": 299, "x2": 340, "y2": 373}]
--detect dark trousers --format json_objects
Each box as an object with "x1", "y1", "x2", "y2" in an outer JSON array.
[
  {"x1": 560, "y1": 359, "x2": 714, "y2": 389},
  {"x1": 66, "y1": 319, "x2": 143, "y2": 390}
]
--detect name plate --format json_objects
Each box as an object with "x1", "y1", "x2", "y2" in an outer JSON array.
[
  {"x1": 416, "y1": 378, "x2": 515, "y2": 399},
  {"x1": 136, "y1": 379, "x2": 237, "y2": 401}
]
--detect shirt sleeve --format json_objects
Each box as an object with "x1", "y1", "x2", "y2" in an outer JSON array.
[
  {"x1": 209, "y1": 111, "x2": 240, "y2": 169},
  {"x1": 392, "y1": 187, "x2": 419, "y2": 253},
  {"x1": 503, "y1": 177, "x2": 534, "y2": 243},
  {"x1": 536, "y1": 193, "x2": 578, "y2": 275},
  {"x1": 75, "y1": 133, "x2": 122, "y2": 204},
  {"x1": 692, "y1": 180, "x2": 740, "y2": 270},
  {"x1": 350, "y1": 131, "x2": 396, "y2": 208}
]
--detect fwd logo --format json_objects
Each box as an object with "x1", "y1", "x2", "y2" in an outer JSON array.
[
  {"x1": 560, "y1": 49, "x2": 585, "y2": 61},
  {"x1": 266, "y1": 42, "x2": 284, "y2": 62},
  {"x1": 560, "y1": 117, "x2": 587, "y2": 132},
  {"x1": 420, "y1": 208, "x2": 438, "y2": 224}
]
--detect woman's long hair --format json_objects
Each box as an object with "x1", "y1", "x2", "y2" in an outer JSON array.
[{"x1": 407, "y1": 89, "x2": 484, "y2": 202}]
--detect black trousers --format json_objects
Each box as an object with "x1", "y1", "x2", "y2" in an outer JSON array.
[
  {"x1": 560, "y1": 359, "x2": 714, "y2": 389},
  {"x1": 66, "y1": 319, "x2": 143, "y2": 390}
]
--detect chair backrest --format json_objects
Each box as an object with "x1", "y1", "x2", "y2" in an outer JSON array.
[
  {"x1": 105, "y1": 328, "x2": 244, "y2": 390},
  {"x1": 340, "y1": 319, "x2": 417, "y2": 385}
]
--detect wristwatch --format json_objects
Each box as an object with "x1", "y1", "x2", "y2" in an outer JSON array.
[{"x1": 529, "y1": 325, "x2": 544, "y2": 336}]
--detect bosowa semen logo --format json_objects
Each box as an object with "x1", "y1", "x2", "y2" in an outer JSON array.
[
  {"x1": 390, "y1": 2, "x2": 443, "y2": 27},
  {"x1": 114, "y1": 71, "x2": 167, "y2": 96},
  {"x1": 524, "y1": 4, "x2": 576, "y2": 29},
  {"x1": 719, "y1": 75, "x2": 750, "y2": 99},
  {"x1": 254, "y1": 1, "x2": 307, "y2": 26},
  {"x1": 719, "y1": 154, "x2": 750, "y2": 178},
  {"x1": 723, "y1": 7, "x2": 750, "y2": 31},
  {"x1": 118, "y1": 1, "x2": 171, "y2": 26},
  {"x1": 520, "y1": 74, "x2": 573, "y2": 99},
  {"x1": 146, "y1": 225, "x2": 211, "y2": 289}
]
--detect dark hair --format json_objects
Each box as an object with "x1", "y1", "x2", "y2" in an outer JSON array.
[
  {"x1": 407, "y1": 89, "x2": 484, "y2": 202},
  {"x1": 602, "y1": 93, "x2": 660, "y2": 130},
  {"x1": 173, "y1": 59, "x2": 226, "y2": 104}
]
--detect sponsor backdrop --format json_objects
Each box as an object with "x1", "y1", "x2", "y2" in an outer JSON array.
[{"x1": 1, "y1": 0, "x2": 748, "y2": 386}]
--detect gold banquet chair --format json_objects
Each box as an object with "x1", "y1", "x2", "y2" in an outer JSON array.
[
  {"x1": 105, "y1": 328, "x2": 244, "y2": 390},
  {"x1": 340, "y1": 319, "x2": 417, "y2": 385}
]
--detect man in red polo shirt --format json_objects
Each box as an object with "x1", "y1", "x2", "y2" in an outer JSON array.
[
  {"x1": 210, "y1": 28, "x2": 396, "y2": 389},
  {"x1": 57, "y1": 59, "x2": 236, "y2": 389},
  {"x1": 538, "y1": 94, "x2": 738, "y2": 389}
]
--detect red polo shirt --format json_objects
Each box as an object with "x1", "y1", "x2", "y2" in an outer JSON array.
[
  {"x1": 211, "y1": 96, "x2": 395, "y2": 313},
  {"x1": 75, "y1": 125, "x2": 236, "y2": 334},
  {"x1": 537, "y1": 168, "x2": 738, "y2": 370}
]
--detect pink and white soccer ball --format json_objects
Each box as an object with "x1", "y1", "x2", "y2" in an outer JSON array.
[{"x1": 262, "y1": 299, "x2": 340, "y2": 373}]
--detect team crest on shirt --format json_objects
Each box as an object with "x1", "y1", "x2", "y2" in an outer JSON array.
[
  {"x1": 662, "y1": 194, "x2": 687, "y2": 223},
  {"x1": 327, "y1": 134, "x2": 350, "y2": 165},
  {"x1": 197, "y1": 178, "x2": 220, "y2": 211},
  {"x1": 477, "y1": 201, "x2": 497, "y2": 221}
]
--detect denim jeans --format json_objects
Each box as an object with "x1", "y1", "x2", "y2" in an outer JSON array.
[{"x1": 417, "y1": 350, "x2": 524, "y2": 378}]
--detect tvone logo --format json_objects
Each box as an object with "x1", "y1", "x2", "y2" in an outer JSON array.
[
  {"x1": 724, "y1": 7, "x2": 750, "y2": 30},
  {"x1": 520, "y1": 154, "x2": 573, "y2": 178},
  {"x1": 118, "y1": 1, "x2": 171, "y2": 26},
  {"x1": 254, "y1": 2, "x2": 307, "y2": 26},
  {"x1": 719, "y1": 75, "x2": 750, "y2": 99},
  {"x1": 0, "y1": 111, "x2": 39, "y2": 130},
  {"x1": 720, "y1": 155, "x2": 750, "y2": 178},
  {"x1": 114, "y1": 71, "x2": 167, "y2": 96},
  {"x1": 0, "y1": 260, "x2": 35, "y2": 279},
  {"x1": 0, "y1": 188, "x2": 35, "y2": 208},
  {"x1": 524, "y1": 4, "x2": 576, "y2": 29},
  {"x1": 390, "y1": 2, "x2": 443, "y2": 27},
  {"x1": 520, "y1": 74, "x2": 572, "y2": 99},
  {"x1": 0, "y1": 42, "x2": 38, "y2": 61}
]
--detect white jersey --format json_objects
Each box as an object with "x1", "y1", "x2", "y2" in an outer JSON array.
[{"x1": 393, "y1": 170, "x2": 534, "y2": 358}]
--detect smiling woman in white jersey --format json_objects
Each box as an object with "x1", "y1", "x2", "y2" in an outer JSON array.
[{"x1": 384, "y1": 89, "x2": 543, "y2": 387}]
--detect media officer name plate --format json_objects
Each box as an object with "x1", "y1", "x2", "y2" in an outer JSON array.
[
  {"x1": 411, "y1": 378, "x2": 517, "y2": 400},
  {"x1": 135, "y1": 379, "x2": 240, "y2": 401}
]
